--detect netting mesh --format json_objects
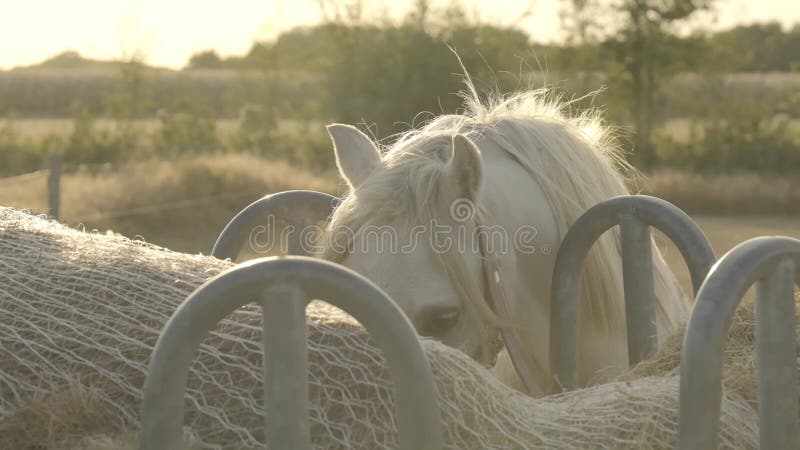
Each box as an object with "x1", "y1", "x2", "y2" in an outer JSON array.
[
  {"x1": 0, "y1": 207, "x2": 759, "y2": 449},
  {"x1": 621, "y1": 289, "x2": 800, "y2": 411}
]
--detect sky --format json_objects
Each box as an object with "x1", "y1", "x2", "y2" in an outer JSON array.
[{"x1": 1, "y1": 0, "x2": 798, "y2": 70}]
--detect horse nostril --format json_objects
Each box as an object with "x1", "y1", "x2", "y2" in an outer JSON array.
[{"x1": 417, "y1": 307, "x2": 460, "y2": 338}]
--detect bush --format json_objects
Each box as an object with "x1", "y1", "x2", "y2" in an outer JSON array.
[
  {"x1": 0, "y1": 120, "x2": 58, "y2": 176},
  {"x1": 655, "y1": 86, "x2": 800, "y2": 173},
  {"x1": 64, "y1": 109, "x2": 140, "y2": 165},
  {"x1": 228, "y1": 111, "x2": 333, "y2": 170},
  {"x1": 228, "y1": 104, "x2": 278, "y2": 155},
  {"x1": 322, "y1": 22, "x2": 531, "y2": 138},
  {"x1": 153, "y1": 97, "x2": 219, "y2": 157},
  {"x1": 655, "y1": 116, "x2": 800, "y2": 173}
]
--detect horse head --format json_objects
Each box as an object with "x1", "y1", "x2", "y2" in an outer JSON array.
[{"x1": 323, "y1": 124, "x2": 500, "y2": 365}]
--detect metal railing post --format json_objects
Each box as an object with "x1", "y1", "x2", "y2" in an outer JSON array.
[
  {"x1": 261, "y1": 284, "x2": 310, "y2": 449},
  {"x1": 756, "y1": 259, "x2": 798, "y2": 449},
  {"x1": 620, "y1": 213, "x2": 657, "y2": 364},
  {"x1": 211, "y1": 190, "x2": 340, "y2": 260},
  {"x1": 550, "y1": 195, "x2": 715, "y2": 391},
  {"x1": 139, "y1": 256, "x2": 442, "y2": 450},
  {"x1": 47, "y1": 153, "x2": 62, "y2": 220},
  {"x1": 678, "y1": 236, "x2": 800, "y2": 449}
]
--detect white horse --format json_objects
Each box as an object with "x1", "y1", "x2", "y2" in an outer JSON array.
[{"x1": 319, "y1": 86, "x2": 687, "y2": 395}]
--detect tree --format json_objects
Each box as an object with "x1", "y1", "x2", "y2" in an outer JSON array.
[
  {"x1": 319, "y1": 1, "x2": 534, "y2": 137},
  {"x1": 562, "y1": 0, "x2": 715, "y2": 168},
  {"x1": 188, "y1": 50, "x2": 223, "y2": 69}
]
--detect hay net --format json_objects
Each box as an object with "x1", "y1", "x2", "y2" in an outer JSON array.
[{"x1": 0, "y1": 207, "x2": 758, "y2": 449}]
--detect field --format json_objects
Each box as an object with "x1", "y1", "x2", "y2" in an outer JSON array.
[
  {"x1": 657, "y1": 216, "x2": 800, "y2": 296},
  {"x1": 1, "y1": 104, "x2": 798, "y2": 293},
  {"x1": 0, "y1": 155, "x2": 340, "y2": 252},
  {"x1": 8, "y1": 116, "x2": 800, "y2": 143},
  {"x1": 0, "y1": 155, "x2": 796, "y2": 298},
  {"x1": 4, "y1": 117, "x2": 325, "y2": 138},
  {"x1": 659, "y1": 118, "x2": 800, "y2": 143},
  {"x1": 7, "y1": 118, "x2": 241, "y2": 138}
]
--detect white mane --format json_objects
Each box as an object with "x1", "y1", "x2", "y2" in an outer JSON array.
[{"x1": 322, "y1": 85, "x2": 685, "y2": 334}]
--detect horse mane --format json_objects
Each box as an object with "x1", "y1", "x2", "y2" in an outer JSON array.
[{"x1": 321, "y1": 82, "x2": 687, "y2": 334}]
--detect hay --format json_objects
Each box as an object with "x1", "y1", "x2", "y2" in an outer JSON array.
[
  {"x1": 619, "y1": 293, "x2": 800, "y2": 409},
  {"x1": 0, "y1": 207, "x2": 759, "y2": 449}
]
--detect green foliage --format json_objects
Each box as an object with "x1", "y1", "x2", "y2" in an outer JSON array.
[
  {"x1": 229, "y1": 104, "x2": 277, "y2": 154},
  {"x1": 702, "y1": 23, "x2": 800, "y2": 73},
  {"x1": 321, "y1": 20, "x2": 531, "y2": 137},
  {"x1": 655, "y1": 98, "x2": 800, "y2": 173},
  {"x1": 65, "y1": 109, "x2": 111, "y2": 164},
  {"x1": 323, "y1": 24, "x2": 456, "y2": 135},
  {"x1": 3, "y1": 14, "x2": 800, "y2": 177},
  {"x1": 188, "y1": 50, "x2": 224, "y2": 69},
  {"x1": 563, "y1": 0, "x2": 716, "y2": 167},
  {"x1": 265, "y1": 125, "x2": 333, "y2": 169},
  {"x1": 105, "y1": 59, "x2": 150, "y2": 120},
  {"x1": 0, "y1": 121, "x2": 49, "y2": 175},
  {"x1": 60, "y1": 103, "x2": 144, "y2": 165},
  {"x1": 153, "y1": 97, "x2": 219, "y2": 157},
  {"x1": 228, "y1": 105, "x2": 331, "y2": 169},
  {"x1": 3, "y1": 22, "x2": 799, "y2": 120}
]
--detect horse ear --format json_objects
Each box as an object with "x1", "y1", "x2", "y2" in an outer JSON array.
[
  {"x1": 327, "y1": 124, "x2": 381, "y2": 189},
  {"x1": 443, "y1": 134, "x2": 483, "y2": 200}
]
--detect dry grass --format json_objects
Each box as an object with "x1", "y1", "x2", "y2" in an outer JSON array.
[
  {"x1": 4, "y1": 118, "x2": 317, "y2": 140},
  {"x1": 0, "y1": 156, "x2": 796, "y2": 258},
  {"x1": 659, "y1": 118, "x2": 800, "y2": 143},
  {"x1": 655, "y1": 215, "x2": 800, "y2": 299},
  {"x1": 0, "y1": 382, "x2": 122, "y2": 449},
  {"x1": 619, "y1": 293, "x2": 800, "y2": 412},
  {"x1": 0, "y1": 154, "x2": 340, "y2": 252},
  {"x1": 0, "y1": 382, "x2": 200, "y2": 450},
  {"x1": 639, "y1": 168, "x2": 800, "y2": 216}
]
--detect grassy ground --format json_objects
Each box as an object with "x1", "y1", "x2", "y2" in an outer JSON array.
[
  {"x1": 0, "y1": 155, "x2": 340, "y2": 253},
  {"x1": 0, "y1": 156, "x2": 796, "y2": 280},
  {"x1": 656, "y1": 216, "x2": 800, "y2": 297},
  {"x1": 636, "y1": 169, "x2": 800, "y2": 216},
  {"x1": 24, "y1": 117, "x2": 798, "y2": 143},
  {"x1": 659, "y1": 118, "x2": 800, "y2": 143},
  {"x1": 8, "y1": 118, "x2": 235, "y2": 138},
  {"x1": 3, "y1": 155, "x2": 792, "y2": 273},
  {"x1": 4, "y1": 118, "x2": 323, "y2": 140}
]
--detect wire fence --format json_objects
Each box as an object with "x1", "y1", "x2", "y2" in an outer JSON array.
[
  {"x1": 78, "y1": 188, "x2": 264, "y2": 222},
  {"x1": 0, "y1": 169, "x2": 49, "y2": 183},
  {"x1": 0, "y1": 160, "x2": 265, "y2": 224}
]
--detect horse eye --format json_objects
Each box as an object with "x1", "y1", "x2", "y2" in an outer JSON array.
[{"x1": 419, "y1": 308, "x2": 460, "y2": 338}]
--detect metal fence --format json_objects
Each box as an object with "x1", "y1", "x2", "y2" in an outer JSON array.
[
  {"x1": 678, "y1": 236, "x2": 800, "y2": 449},
  {"x1": 139, "y1": 191, "x2": 799, "y2": 449},
  {"x1": 211, "y1": 190, "x2": 340, "y2": 260},
  {"x1": 548, "y1": 194, "x2": 716, "y2": 391},
  {"x1": 138, "y1": 256, "x2": 443, "y2": 450}
]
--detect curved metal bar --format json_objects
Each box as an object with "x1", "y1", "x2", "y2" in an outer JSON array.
[
  {"x1": 139, "y1": 256, "x2": 443, "y2": 450},
  {"x1": 549, "y1": 195, "x2": 716, "y2": 391},
  {"x1": 678, "y1": 236, "x2": 800, "y2": 450},
  {"x1": 211, "y1": 190, "x2": 340, "y2": 260}
]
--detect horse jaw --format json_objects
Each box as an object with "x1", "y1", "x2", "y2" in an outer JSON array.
[{"x1": 339, "y1": 229, "x2": 489, "y2": 360}]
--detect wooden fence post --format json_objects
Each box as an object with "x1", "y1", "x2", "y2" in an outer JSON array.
[{"x1": 47, "y1": 153, "x2": 63, "y2": 220}]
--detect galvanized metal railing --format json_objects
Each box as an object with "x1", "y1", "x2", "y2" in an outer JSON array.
[
  {"x1": 139, "y1": 256, "x2": 443, "y2": 450},
  {"x1": 212, "y1": 190, "x2": 340, "y2": 260},
  {"x1": 679, "y1": 236, "x2": 800, "y2": 449},
  {"x1": 549, "y1": 195, "x2": 716, "y2": 391}
]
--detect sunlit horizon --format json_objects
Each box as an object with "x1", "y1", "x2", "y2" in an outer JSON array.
[{"x1": 2, "y1": 0, "x2": 799, "y2": 71}]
